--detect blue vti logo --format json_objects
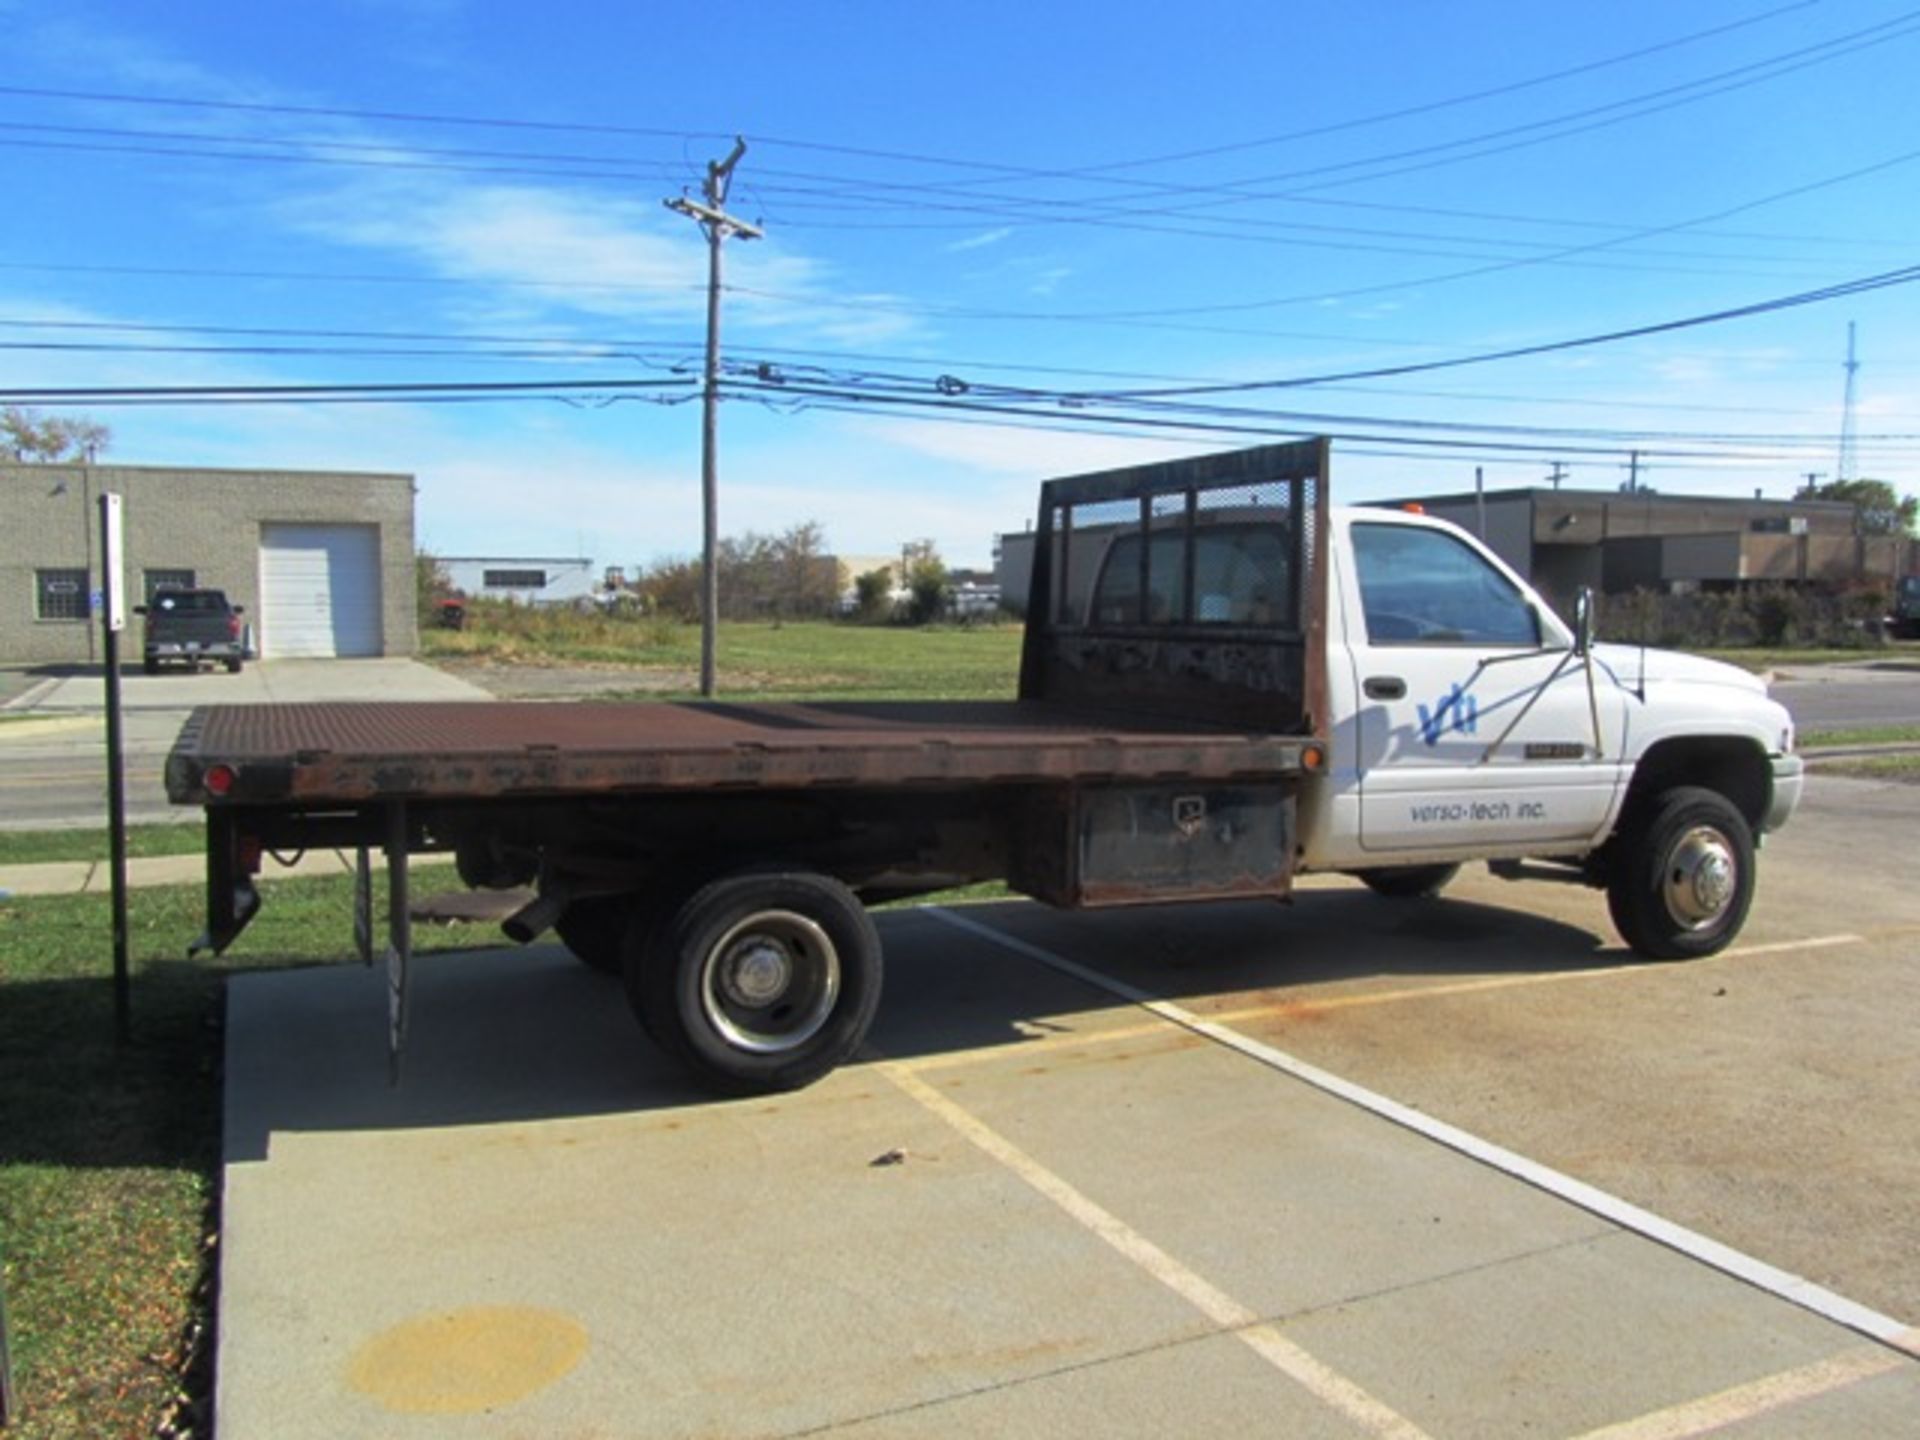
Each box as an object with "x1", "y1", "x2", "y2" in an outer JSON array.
[{"x1": 1417, "y1": 683, "x2": 1478, "y2": 745}]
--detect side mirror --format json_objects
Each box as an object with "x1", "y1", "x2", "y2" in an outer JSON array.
[
  {"x1": 1573, "y1": 587, "x2": 1595, "y2": 656},
  {"x1": 233, "y1": 605, "x2": 246, "y2": 615},
  {"x1": 133, "y1": 605, "x2": 148, "y2": 615}
]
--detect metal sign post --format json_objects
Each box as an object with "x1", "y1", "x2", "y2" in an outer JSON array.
[
  {"x1": 100, "y1": 492, "x2": 132, "y2": 1046},
  {"x1": 1, "y1": 1251, "x2": 15, "y2": 1426}
]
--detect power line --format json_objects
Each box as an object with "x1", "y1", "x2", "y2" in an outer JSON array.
[{"x1": 1052, "y1": 261, "x2": 1920, "y2": 399}]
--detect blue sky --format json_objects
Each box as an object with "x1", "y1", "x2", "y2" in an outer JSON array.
[{"x1": 5, "y1": 1, "x2": 1918, "y2": 570}]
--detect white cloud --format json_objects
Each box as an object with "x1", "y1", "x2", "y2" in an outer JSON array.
[{"x1": 946, "y1": 227, "x2": 1014, "y2": 253}]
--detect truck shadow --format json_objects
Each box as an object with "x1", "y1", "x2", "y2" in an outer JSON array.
[
  {"x1": 0, "y1": 889, "x2": 1620, "y2": 1170},
  {"x1": 870, "y1": 888, "x2": 1621, "y2": 1067}
]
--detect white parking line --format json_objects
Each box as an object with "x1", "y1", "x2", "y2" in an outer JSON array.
[
  {"x1": 878, "y1": 1059, "x2": 1434, "y2": 1440},
  {"x1": 1566, "y1": 1345, "x2": 1908, "y2": 1439},
  {"x1": 927, "y1": 906, "x2": 1920, "y2": 1362}
]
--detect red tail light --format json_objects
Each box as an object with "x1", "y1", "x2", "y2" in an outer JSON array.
[
  {"x1": 204, "y1": 763, "x2": 237, "y2": 797},
  {"x1": 228, "y1": 614, "x2": 242, "y2": 640}
]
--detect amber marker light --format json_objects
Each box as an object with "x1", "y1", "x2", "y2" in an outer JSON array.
[{"x1": 1301, "y1": 744, "x2": 1326, "y2": 772}]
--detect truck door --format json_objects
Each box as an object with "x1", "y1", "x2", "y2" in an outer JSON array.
[{"x1": 1344, "y1": 519, "x2": 1626, "y2": 854}]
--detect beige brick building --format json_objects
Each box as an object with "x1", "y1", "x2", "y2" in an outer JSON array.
[{"x1": 3, "y1": 462, "x2": 417, "y2": 664}]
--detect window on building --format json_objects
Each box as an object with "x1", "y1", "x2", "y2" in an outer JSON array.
[
  {"x1": 144, "y1": 568, "x2": 196, "y2": 603},
  {"x1": 483, "y1": 568, "x2": 547, "y2": 588},
  {"x1": 35, "y1": 568, "x2": 90, "y2": 621}
]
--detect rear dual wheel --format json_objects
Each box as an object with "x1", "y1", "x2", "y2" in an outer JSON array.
[{"x1": 624, "y1": 870, "x2": 882, "y2": 1094}]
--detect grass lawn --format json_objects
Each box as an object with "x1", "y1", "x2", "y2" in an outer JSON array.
[
  {"x1": 0, "y1": 824, "x2": 204, "y2": 868},
  {"x1": 0, "y1": 874, "x2": 497, "y2": 1440},
  {"x1": 1808, "y1": 754, "x2": 1920, "y2": 783},
  {"x1": 1796, "y1": 724, "x2": 1920, "y2": 747},
  {"x1": 427, "y1": 616, "x2": 1024, "y2": 700}
]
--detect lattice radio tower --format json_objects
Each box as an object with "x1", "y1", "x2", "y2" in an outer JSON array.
[{"x1": 1836, "y1": 321, "x2": 1860, "y2": 483}]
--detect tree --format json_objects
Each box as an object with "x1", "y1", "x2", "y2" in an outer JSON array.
[
  {"x1": 853, "y1": 567, "x2": 895, "y2": 621},
  {"x1": 901, "y1": 539, "x2": 949, "y2": 625},
  {"x1": 1799, "y1": 478, "x2": 1917, "y2": 536},
  {"x1": 1, "y1": 405, "x2": 111, "y2": 462}
]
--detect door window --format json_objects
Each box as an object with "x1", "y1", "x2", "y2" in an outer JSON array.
[{"x1": 1351, "y1": 523, "x2": 1537, "y2": 646}]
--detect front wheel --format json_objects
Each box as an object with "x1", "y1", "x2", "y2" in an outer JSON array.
[
  {"x1": 631, "y1": 870, "x2": 882, "y2": 1094},
  {"x1": 1606, "y1": 787, "x2": 1754, "y2": 959}
]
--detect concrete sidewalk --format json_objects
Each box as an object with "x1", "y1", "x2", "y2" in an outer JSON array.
[{"x1": 0, "y1": 848, "x2": 453, "y2": 898}]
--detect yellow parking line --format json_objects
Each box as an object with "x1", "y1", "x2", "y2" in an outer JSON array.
[
  {"x1": 878, "y1": 1058, "x2": 1434, "y2": 1440},
  {"x1": 1565, "y1": 1345, "x2": 1910, "y2": 1439}
]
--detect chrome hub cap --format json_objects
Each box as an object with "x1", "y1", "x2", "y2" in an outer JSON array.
[
  {"x1": 1664, "y1": 826, "x2": 1738, "y2": 929},
  {"x1": 702, "y1": 910, "x2": 840, "y2": 1055}
]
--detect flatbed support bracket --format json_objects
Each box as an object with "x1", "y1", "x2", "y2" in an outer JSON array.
[{"x1": 382, "y1": 803, "x2": 412, "y2": 1086}]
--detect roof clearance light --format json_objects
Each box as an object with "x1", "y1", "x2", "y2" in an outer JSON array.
[
  {"x1": 204, "y1": 763, "x2": 237, "y2": 797},
  {"x1": 1401, "y1": 502, "x2": 1426, "y2": 515}
]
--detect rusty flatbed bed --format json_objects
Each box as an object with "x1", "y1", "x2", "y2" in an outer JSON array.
[{"x1": 165, "y1": 699, "x2": 1319, "y2": 807}]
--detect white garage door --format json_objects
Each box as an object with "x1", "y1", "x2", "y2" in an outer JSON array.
[{"x1": 259, "y1": 524, "x2": 384, "y2": 658}]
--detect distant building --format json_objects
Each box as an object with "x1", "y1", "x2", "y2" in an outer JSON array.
[
  {"x1": 1386, "y1": 487, "x2": 1916, "y2": 613},
  {"x1": 4, "y1": 461, "x2": 417, "y2": 664},
  {"x1": 439, "y1": 556, "x2": 597, "y2": 607}
]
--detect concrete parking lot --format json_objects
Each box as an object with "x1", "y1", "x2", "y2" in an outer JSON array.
[{"x1": 217, "y1": 772, "x2": 1919, "y2": 1438}]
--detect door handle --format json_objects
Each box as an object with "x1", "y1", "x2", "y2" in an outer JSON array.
[{"x1": 1364, "y1": 676, "x2": 1406, "y2": 701}]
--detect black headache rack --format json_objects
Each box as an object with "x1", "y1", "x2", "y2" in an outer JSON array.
[
  {"x1": 1006, "y1": 438, "x2": 1330, "y2": 908},
  {"x1": 1019, "y1": 436, "x2": 1329, "y2": 734}
]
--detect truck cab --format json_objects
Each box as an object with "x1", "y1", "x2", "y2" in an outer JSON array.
[{"x1": 1297, "y1": 502, "x2": 1800, "y2": 956}]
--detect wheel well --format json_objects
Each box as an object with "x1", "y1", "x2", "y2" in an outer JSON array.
[{"x1": 1621, "y1": 737, "x2": 1771, "y2": 835}]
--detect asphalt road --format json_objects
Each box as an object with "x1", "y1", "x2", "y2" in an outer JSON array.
[
  {"x1": 1770, "y1": 660, "x2": 1920, "y2": 732},
  {"x1": 0, "y1": 659, "x2": 489, "y2": 828},
  {"x1": 215, "y1": 770, "x2": 1920, "y2": 1438}
]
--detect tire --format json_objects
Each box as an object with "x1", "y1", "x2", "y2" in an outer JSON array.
[
  {"x1": 143, "y1": 657, "x2": 159, "y2": 676},
  {"x1": 630, "y1": 870, "x2": 882, "y2": 1094},
  {"x1": 226, "y1": 656, "x2": 244, "y2": 674},
  {"x1": 552, "y1": 895, "x2": 633, "y2": 976},
  {"x1": 1606, "y1": 786, "x2": 1754, "y2": 959},
  {"x1": 1354, "y1": 863, "x2": 1460, "y2": 899}
]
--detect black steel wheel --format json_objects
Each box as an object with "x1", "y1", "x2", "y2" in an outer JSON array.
[
  {"x1": 1606, "y1": 786, "x2": 1754, "y2": 959},
  {"x1": 1354, "y1": 863, "x2": 1460, "y2": 899},
  {"x1": 630, "y1": 870, "x2": 882, "y2": 1094}
]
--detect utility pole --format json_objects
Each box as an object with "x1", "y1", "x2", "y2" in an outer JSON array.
[
  {"x1": 666, "y1": 138, "x2": 762, "y2": 698},
  {"x1": 1548, "y1": 462, "x2": 1567, "y2": 491},
  {"x1": 1836, "y1": 320, "x2": 1860, "y2": 484}
]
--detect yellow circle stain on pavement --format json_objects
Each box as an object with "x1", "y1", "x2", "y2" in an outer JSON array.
[{"x1": 347, "y1": 1305, "x2": 589, "y2": 1414}]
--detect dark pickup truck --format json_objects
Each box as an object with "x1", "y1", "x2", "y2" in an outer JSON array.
[{"x1": 136, "y1": 588, "x2": 247, "y2": 674}]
